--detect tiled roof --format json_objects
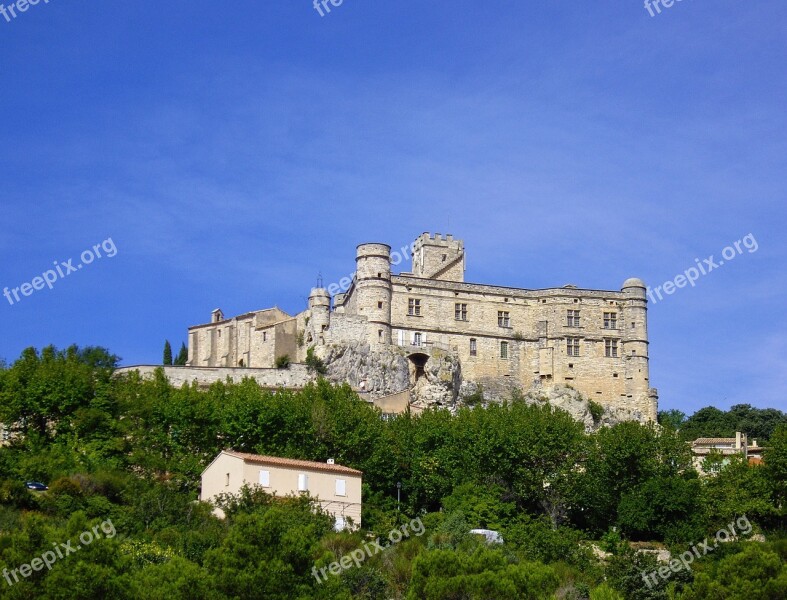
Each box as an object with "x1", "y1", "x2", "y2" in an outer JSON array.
[
  {"x1": 692, "y1": 438, "x2": 737, "y2": 445},
  {"x1": 223, "y1": 450, "x2": 363, "y2": 476}
]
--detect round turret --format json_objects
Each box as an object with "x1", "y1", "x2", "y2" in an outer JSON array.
[
  {"x1": 308, "y1": 288, "x2": 331, "y2": 342},
  {"x1": 355, "y1": 243, "x2": 392, "y2": 345}
]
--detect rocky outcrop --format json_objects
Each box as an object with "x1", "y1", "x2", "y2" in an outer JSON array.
[
  {"x1": 320, "y1": 342, "x2": 410, "y2": 396},
  {"x1": 318, "y1": 343, "x2": 640, "y2": 429},
  {"x1": 318, "y1": 342, "x2": 461, "y2": 408},
  {"x1": 410, "y1": 348, "x2": 462, "y2": 409},
  {"x1": 458, "y1": 382, "x2": 645, "y2": 431}
]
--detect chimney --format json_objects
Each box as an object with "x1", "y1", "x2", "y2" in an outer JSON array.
[{"x1": 735, "y1": 432, "x2": 742, "y2": 449}]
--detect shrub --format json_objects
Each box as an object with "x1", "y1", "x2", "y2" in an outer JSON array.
[
  {"x1": 275, "y1": 355, "x2": 291, "y2": 369},
  {"x1": 589, "y1": 401, "x2": 604, "y2": 424},
  {"x1": 305, "y1": 347, "x2": 327, "y2": 375}
]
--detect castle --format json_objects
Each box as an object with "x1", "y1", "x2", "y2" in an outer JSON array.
[{"x1": 186, "y1": 233, "x2": 658, "y2": 422}]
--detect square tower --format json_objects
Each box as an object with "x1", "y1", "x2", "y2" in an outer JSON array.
[{"x1": 411, "y1": 233, "x2": 465, "y2": 282}]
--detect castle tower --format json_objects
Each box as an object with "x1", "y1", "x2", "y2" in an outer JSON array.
[
  {"x1": 355, "y1": 243, "x2": 392, "y2": 346},
  {"x1": 412, "y1": 233, "x2": 465, "y2": 282},
  {"x1": 621, "y1": 278, "x2": 657, "y2": 422},
  {"x1": 308, "y1": 287, "x2": 331, "y2": 344}
]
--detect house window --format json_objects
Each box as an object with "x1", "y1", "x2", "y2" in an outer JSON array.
[
  {"x1": 498, "y1": 311, "x2": 510, "y2": 327},
  {"x1": 500, "y1": 341, "x2": 509, "y2": 359},
  {"x1": 604, "y1": 312, "x2": 618, "y2": 329},
  {"x1": 335, "y1": 479, "x2": 346, "y2": 496},
  {"x1": 259, "y1": 470, "x2": 270, "y2": 487},
  {"x1": 455, "y1": 303, "x2": 468, "y2": 321},
  {"x1": 567, "y1": 337, "x2": 580, "y2": 357},
  {"x1": 414, "y1": 332, "x2": 422, "y2": 347},
  {"x1": 298, "y1": 473, "x2": 309, "y2": 492},
  {"x1": 225, "y1": 473, "x2": 230, "y2": 487},
  {"x1": 605, "y1": 339, "x2": 619, "y2": 358},
  {"x1": 408, "y1": 298, "x2": 421, "y2": 316},
  {"x1": 567, "y1": 310, "x2": 580, "y2": 327},
  {"x1": 470, "y1": 338, "x2": 477, "y2": 356}
]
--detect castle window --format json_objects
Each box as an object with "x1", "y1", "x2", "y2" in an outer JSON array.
[
  {"x1": 567, "y1": 337, "x2": 580, "y2": 357},
  {"x1": 378, "y1": 301, "x2": 383, "y2": 309},
  {"x1": 500, "y1": 341, "x2": 509, "y2": 359},
  {"x1": 408, "y1": 298, "x2": 421, "y2": 316},
  {"x1": 605, "y1": 339, "x2": 619, "y2": 358},
  {"x1": 455, "y1": 303, "x2": 467, "y2": 321},
  {"x1": 498, "y1": 311, "x2": 510, "y2": 327},
  {"x1": 263, "y1": 332, "x2": 267, "y2": 342},
  {"x1": 566, "y1": 310, "x2": 580, "y2": 327},
  {"x1": 442, "y1": 254, "x2": 447, "y2": 262},
  {"x1": 604, "y1": 312, "x2": 618, "y2": 329},
  {"x1": 470, "y1": 338, "x2": 477, "y2": 356}
]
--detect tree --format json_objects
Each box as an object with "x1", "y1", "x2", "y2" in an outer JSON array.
[
  {"x1": 763, "y1": 424, "x2": 787, "y2": 505},
  {"x1": 407, "y1": 546, "x2": 560, "y2": 600},
  {"x1": 678, "y1": 543, "x2": 787, "y2": 600},
  {"x1": 658, "y1": 409, "x2": 686, "y2": 430},
  {"x1": 0, "y1": 346, "x2": 102, "y2": 439},
  {"x1": 679, "y1": 405, "x2": 787, "y2": 442},
  {"x1": 163, "y1": 341, "x2": 173, "y2": 366},
  {"x1": 617, "y1": 476, "x2": 705, "y2": 542},
  {"x1": 174, "y1": 343, "x2": 188, "y2": 366}
]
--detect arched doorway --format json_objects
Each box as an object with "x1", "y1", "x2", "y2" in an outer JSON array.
[{"x1": 408, "y1": 353, "x2": 429, "y2": 386}]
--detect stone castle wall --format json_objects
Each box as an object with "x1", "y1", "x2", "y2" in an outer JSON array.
[
  {"x1": 115, "y1": 365, "x2": 312, "y2": 388},
  {"x1": 182, "y1": 233, "x2": 657, "y2": 423}
]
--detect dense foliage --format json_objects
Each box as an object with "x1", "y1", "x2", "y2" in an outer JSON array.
[
  {"x1": 0, "y1": 346, "x2": 784, "y2": 599},
  {"x1": 659, "y1": 405, "x2": 787, "y2": 442}
]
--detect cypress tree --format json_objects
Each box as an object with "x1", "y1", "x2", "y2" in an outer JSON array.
[
  {"x1": 163, "y1": 340, "x2": 173, "y2": 366},
  {"x1": 175, "y1": 343, "x2": 188, "y2": 366}
]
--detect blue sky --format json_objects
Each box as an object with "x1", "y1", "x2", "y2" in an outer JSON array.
[{"x1": 1, "y1": 1, "x2": 784, "y2": 415}]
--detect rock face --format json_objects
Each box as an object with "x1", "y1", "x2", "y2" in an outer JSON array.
[
  {"x1": 460, "y1": 381, "x2": 645, "y2": 431},
  {"x1": 319, "y1": 343, "x2": 640, "y2": 429},
  {"x1": 321, "y1": 342, "x2": 410, "y2": 396},
  {"x1": 410, "y1": 348, "x2": 462, "y2": 409},
  {"x1": 319, "y1": 342, "x2": 461, "y2": 408}
]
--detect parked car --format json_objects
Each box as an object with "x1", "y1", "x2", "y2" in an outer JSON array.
[{"x1": 25, "y1": 481, "x2": 48, "y2": 491}]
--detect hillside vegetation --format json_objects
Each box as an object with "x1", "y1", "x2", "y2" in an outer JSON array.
[{"x1": 0, "y1": 346, "x2": 784, "y2": 599}]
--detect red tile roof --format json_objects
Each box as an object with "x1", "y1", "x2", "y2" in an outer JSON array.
[
  {"x1": 692, "y1": 438, "x2": 737, "y2": 445},
  {"x1": 223, "y1": 450, "x2": 363, "y2": 476}
]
